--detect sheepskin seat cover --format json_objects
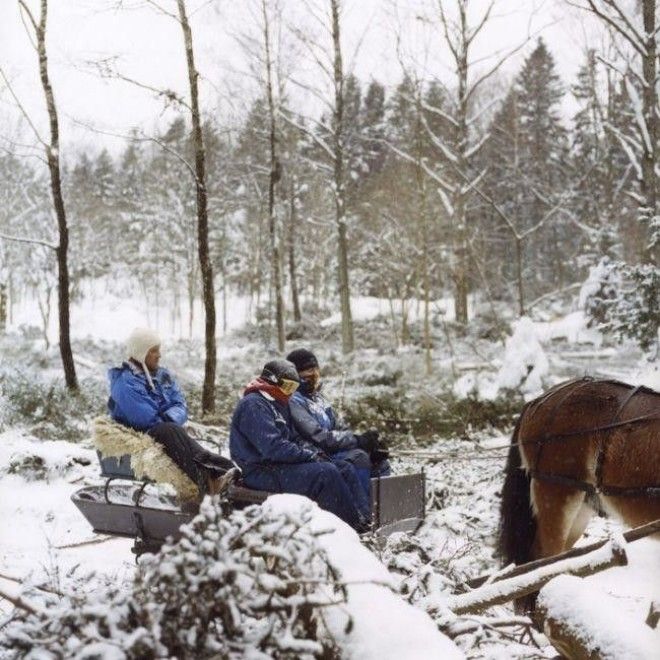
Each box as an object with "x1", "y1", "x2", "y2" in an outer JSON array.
[{"x1": 93, "y1": 417, "x2": 199, "y2": 501}]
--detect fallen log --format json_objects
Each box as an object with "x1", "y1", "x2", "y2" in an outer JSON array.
[
  {"x1": 445, "y1": 535, "x2": 628, "y2": 615},
  {"x1": 537, "y1": 575, "x2": 658, "y2": 660},
  {"x1": 467, "y1": 518, "x2": 660, "y2": 589}
]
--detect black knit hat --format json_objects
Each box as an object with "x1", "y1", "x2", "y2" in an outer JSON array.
[
  {"x1": 261, "y1": 359, "x2": 300, "y2": 385},
  {"x1": 286, "y1": 348, "x2": 319, "y2": 373}
]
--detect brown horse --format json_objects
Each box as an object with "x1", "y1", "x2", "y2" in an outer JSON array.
[{"x1": 498, "y1": 377, "x2": 660, "y2": 602}]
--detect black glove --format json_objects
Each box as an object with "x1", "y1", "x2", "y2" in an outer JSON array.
[
  {"x1": 356, "y1": 429, "x2": 379, "y2": 453},
  {"x1": 370, "y1": 447, "x2": 390, "y2": 463}
]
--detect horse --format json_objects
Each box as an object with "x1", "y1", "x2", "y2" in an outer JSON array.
[{"x1": 498, "y1": 377, "x2": 660, "y2": 610}]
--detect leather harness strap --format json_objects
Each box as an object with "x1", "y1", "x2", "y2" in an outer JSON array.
[{"x1": 527, "y1": 380, "x2": 660, "y2": 499}]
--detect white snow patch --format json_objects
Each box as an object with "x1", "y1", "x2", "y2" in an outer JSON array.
[
  {"x1": 0, "y1": 431, "x2": 134, "y2": 613},
  {"x1": 454, "y1": 316, "x2": 549, "y2": 400},
  {"x1": 262, "y1": 495, "x2": 464, "y2": 660},
  {"x1": 539, "y1": 573, "x2": 659, "y2": 660}
]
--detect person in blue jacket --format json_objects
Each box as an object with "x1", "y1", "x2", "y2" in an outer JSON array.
[
  {"x1": 108, "y1": 327, "x2": 233, "y2": 494},
  {"x1": 229, "y1": 358, "x2": 371, "y2": 531},
  {"x1": 286, "y1": 348, "x2": 391, "y2": 497}
]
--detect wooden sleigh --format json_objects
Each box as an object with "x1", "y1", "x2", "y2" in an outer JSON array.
[{"x1": 72, "y1": 422, "x2": 425, "y2": 557}]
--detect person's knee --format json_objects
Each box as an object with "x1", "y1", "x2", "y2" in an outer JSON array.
[
  {"x1": 345, "y1": 448, "x2": 371, "y2": 469},
  {"x1": 149, "y1": 421, "x2": 181, "y2": 437},
  {"x1": 312, "y1": 461, "x2": 343, "y2": 486}
]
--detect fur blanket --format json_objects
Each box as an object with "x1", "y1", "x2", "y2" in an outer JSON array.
[{"x1": 93, "y1": 417, "x2": 199, "y2": 501}]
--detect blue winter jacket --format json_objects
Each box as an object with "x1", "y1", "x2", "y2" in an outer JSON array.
[
  {"x1": 229, "y1": 391, "x2": 317, "y2": 471},
  {"x1": 108, "y1": 361, "x2": 188, "y2": 432},
  {"x1": 289, "y1": 387, "x2": 358, "y2": 454}
]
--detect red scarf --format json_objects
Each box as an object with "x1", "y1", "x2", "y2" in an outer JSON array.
[{"x1": 244, "y1": 377, "x2": 291, "y2": 404}]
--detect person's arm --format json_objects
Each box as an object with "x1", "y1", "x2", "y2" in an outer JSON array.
[
  {"x1": 159, "y1": 371, "x2": 188, "y2": 425},
  {"x1": 111, "y1": 372, "x2": 162, "y2": 430},
  {"x1": 289, "y1": 397, "x2": 358, "y2": 453},
  {"x1": 238, "y1": 397, "x2": 317, "y2": 464}
]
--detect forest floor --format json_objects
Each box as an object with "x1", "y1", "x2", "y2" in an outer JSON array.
[{"x1": 0, "y1": 301, "x2": 658, "y2": 658}]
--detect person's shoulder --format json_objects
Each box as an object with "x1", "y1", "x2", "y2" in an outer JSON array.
[
  {"x1": 236, "y1": 391, "x2": 277, "y2": 417},
  {"x1": 290, "y1": 391, "x2": 306, "y2": 406},
  {"x1": 108, "y1": 362, "x2": 132, "y2": 384}
]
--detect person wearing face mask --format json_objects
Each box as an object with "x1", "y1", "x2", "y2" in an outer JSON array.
[
  {"x1": 286, "y1": 348, "x2": 391, "y2": 498},
  {"x1": 229, "y1": 358, "x2": 371, "y2": 530}
]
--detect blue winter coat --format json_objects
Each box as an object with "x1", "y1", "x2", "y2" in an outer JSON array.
[
  {"x1": 289, "y1": 388, "x2": 358, "y2": 454},
  {"x1": 229, "y1": 391, "x2": 317, "y2": 471},
  {"x1": 108, "y1": 361, "x2": 188, "y2": 432}
]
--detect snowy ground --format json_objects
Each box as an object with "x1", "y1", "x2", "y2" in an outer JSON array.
[{"x1": 1, "y1": 299, "x2": 658, "y2": 658}]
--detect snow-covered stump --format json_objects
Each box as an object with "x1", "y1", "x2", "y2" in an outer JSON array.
[{"x1": 537, "y1": 575, "x2": 660, "y2": 660}]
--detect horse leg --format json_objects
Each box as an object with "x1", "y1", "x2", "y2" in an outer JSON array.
[
  {"x1": 531, "y1": 480, "x2": 587, "y2": 559},
  {"x1": 565, "y1": 500, "x2": 594, "y2": 550}
]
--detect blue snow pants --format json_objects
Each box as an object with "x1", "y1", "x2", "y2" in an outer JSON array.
[
  {"x1": 242, "y1": 459, "x2": 370, "y2": 530},
  {"x1": 332, "y1": 448, "x2": 392, "y2": 498}
]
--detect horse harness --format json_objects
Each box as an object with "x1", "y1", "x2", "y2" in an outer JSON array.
[{"x1": 526, "y1": 378, "x2": 660, "y2": 500}]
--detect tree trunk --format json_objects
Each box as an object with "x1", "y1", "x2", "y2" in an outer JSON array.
[
  {"x1": 451, "y1": 6, "x2": 470, "y2": 326},
  {"x1": 30, "y1": 0, "x2": 77, "y2": 389},
  {"x1": 0, "y1": 282, "x2": 7, "y2": 334},
  {"x1": 177, "y1": 0, "x2": 216, "y2": 414},
  {"x1": 262, "y1": 0, "x2": 285, "y2": 351},
  {"x1": 516, "y1": 236, "x2": 524, "y2": 316},
  {"x1": 641, "y1": 0, "x2": 657, "y2": 265},
  {"x1": 288, "y1": 183, "x2": 302, "y2": 323},
  {"x1": 331, "y1": 0, "x2": 354, "y2": 353}
]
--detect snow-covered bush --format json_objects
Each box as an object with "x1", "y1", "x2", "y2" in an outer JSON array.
[
  {"x1": 2, "y1": 499, "x2": 347, "y2": 658},
  {"x1": 0, "y1": 370, "x2": 105, "y2": 440},
  {"x1": 582, "y1": 258, "x2": 659, "y2": 354}
]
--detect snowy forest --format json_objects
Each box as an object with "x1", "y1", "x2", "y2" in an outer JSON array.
[{"x1": 0, "y1": 0, "x2": 659, "y2": 659}]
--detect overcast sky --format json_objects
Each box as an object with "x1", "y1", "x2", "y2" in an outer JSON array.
[{"x1": 0, "y1": 0, "x2": 601, "y2": 159}]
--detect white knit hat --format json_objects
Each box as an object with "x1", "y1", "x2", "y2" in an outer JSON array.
[{"x1": 126, "y1": 327, "x2": 161, "y2": 390}]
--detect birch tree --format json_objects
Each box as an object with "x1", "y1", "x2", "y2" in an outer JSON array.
[
  {"x1": 400, "y1": 0, "x2": 532, "y2": 325},
  {"x1": 175, "y1": 0, "x2": 217, "y2": 414},
  {"x1": 13, "y1": 0, "x2": 78, "y2": 389},
  {"x1": 284, "y1": 0, "x2": 355, "y2": 353}
]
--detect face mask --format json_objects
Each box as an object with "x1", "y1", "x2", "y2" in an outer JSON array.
[{"x1": 278, "y1": 378, "x2": 300, "y2": 396}]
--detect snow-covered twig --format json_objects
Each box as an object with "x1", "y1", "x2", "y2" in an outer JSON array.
[{"x1": 444, "y1": 535, "x2": 628, "y2": 615}]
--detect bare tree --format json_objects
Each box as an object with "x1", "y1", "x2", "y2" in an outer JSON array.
[
  {"x1": 16, "y1": 0, "x2": 78, "y2": 389},
  {"x1": 389, "y1": 0, "x2": 534, "y2": 325},
  {"x1": 283, "y1": 0, "x2": 355, "y2": 353},
  {"x1": 569, "y1": 0, "x2": 658, "y2": 264},
  {"x1": 330, "y1": 0, "x2": 354, "y2": 352},
  {"x1": 176, "y1": 0, "x2": 217, "y2": 414}
]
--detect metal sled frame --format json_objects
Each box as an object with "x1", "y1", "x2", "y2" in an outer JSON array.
[{"x1": 73, "y1": 454, "x2": 425, "y2": 557}]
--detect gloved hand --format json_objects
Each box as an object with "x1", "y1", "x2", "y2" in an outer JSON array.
[
  {"x1": 370, "y1": 447, "x2": 390, "y2": 463},
  {"x1": 356, "y1": 429, "x2": 379, "y2": 453}
]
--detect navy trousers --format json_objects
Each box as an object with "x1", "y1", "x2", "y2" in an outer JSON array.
[
  {"x1": 242, "y1": 459, "x2": 370, "y2": 530},
  {"x1": 149, "y1": 422, "x2": 234, "y2": 493}
]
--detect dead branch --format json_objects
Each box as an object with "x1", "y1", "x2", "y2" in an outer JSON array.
[
  {"x1": 0, "y1": 585, "x2": 41, "y2": 616},
  {"x1": 445, "y1": 535, "x2": 628, "y2": 615},
  {"x1": 467, "y1": 518, "x2": 660, "y2": 590}
]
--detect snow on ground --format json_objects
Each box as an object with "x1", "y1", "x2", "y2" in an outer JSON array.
[
  {"x1": 1, "y1": 302, "x2": 658, "y2": 658},
  {"x1": 265, "y1": 495, "x2": 464, "y2": 659},
  {"x1": 0, "y1": 431, "x2": 134, "y2": 616}
]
